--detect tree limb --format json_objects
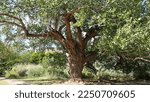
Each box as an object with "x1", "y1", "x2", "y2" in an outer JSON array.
[
  {"x1": 69, "y1": 15, "x2": 83, "y2": 50},
  {"x1": 24, "y1": 30, "x2": 66, "y2": 47},
  {"x1": 63, "y1": 14, "x2": 76, "y2": 53},
  {"x1": 134, "y1": 57, "x2": 150, "y2": 63},
  {"x1": 83, "y1": 25, "x2": 101, "y2": 49},
  {"x1": 0, "y1": 13, "x2": 29, "y2": 34},
  {"x1": 0, "y1": 20, "x2": 23, "y2": 28},
  {"x1": 83, "y1": 31, "x2": 97, "y2": 49},
  {"x1": 63, "y1": 13, "x2": 73, "y2": 41},
  {"x1": 0, "y1": 13, "x2": 66, "y2": 47},
  {"x1": 0, "y1": 13, "x2": 22, "y2": 21}
]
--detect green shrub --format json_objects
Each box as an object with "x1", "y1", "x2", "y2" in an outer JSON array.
[
  {"x1": 5, "y1": 71, "x2": 19, "y2": 79},
  {"x1": 4, "y1": 64, "x2": 46, "y2": 78},
  {"x1": 11, "y1": 64, "x2": 28, "y2": 77},
  {"x1": 18, "y1": 51, "x2": 32, "y2": 64},
  {"x1": 4, "y1": 64, "x2": 28, "y2": 78},
  {"x1": 26, "y1": 64, "x2": 45, "y2": 77},
  {"x1": 4, "y1": 63, "x2": 68, "y2": 79},
  {"x1": 41, "y1": 56, "x2": 50, "y2": 68},
  {"x1": 29, "y1": 52, "x2": 45, "y2": 64},
  {"x1": 0, "y1": 68, "x2": 5, "y2": 76},
  {"x1": 82, "y1": 68, "x2": 95, "y2": 79},
  {"x1": 97, "y1": 68, "x2": 134, "y2": 81},
  {"x1": 0, "y1": 42, "x2": 19, "y2": 74}
]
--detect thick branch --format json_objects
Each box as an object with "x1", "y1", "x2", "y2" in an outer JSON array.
[
  {"x1": 0, "y1": 13, "x2": 66, "y2": 47},
  {"x1": 51, "y1": 31, "x2": 66, "y2": 47},
  {"x1": 63, "y1": 13, "x2": 77, "y2": 54},
  {"x1": 70, "y1": 15, "x2": 83, "y2": 49},
  {"x1": 0, "y1": 20, "x2": 23, "y2": 28},
  {"x1": 83, "y1": 31, "x2": 97, "y2": 49},
  {"x1": 62, "y1": 12, "x2": 83, "y2": 51},
  {"x1": 63, "y1": 13, "x2": 73, "y2": 41},
  {"x1": 26, "y1": 31, "x2": 66, "y2": 47},
  {"x1": 0, "y1": 13, "x2": 29, "y2": 34},
  {"x1": 0, "y1": 13, "x2": 21, "y2": 21},
  {"x1": 83, "y1": 25, "x2": 101, "y2": 49}
]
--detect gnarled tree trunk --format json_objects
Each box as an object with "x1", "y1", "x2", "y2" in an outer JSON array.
[
  {"x1": 63, "y1": 13, "x2": 98, "y2": 81},
  {"x1": 67, "y1": 50, "x2": 85, "y2": 81}
]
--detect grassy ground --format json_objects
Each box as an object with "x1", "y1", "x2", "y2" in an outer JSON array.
[{"x1": 19, "y1": 77, "x2": 66, "y2": 85}]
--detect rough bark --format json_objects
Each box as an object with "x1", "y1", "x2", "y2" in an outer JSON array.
[
  {"x1": 64, "y1": 14, "x2": 99, "y2": 81},
  {"x1": 68, "y1": 53, "x2": 84, "y2": 81},
  {"x1": 63, "y1": 13, "x2": 85, "y2": 81}
]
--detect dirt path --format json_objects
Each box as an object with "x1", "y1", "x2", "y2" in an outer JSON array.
[{"x1": 0, "y1": 77, "x2": 26, "y2": 85}]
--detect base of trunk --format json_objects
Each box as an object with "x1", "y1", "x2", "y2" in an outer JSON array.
[
  {"x1": 64, "y1": 78, "x2": 84, "y2": 85},
  {"x1": 69, "y1": 78, "x2": 83, "y2": 82},
  {"x1": 67, "y1": 52, "x2": 84, "y2": 83}
]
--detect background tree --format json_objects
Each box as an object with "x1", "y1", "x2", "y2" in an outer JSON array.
[{"x1": 0, "y1": 41, "x2": 18, "y2": 75}]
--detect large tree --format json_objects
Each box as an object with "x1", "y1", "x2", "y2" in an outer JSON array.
[{"x1": 0, "y1": 0, "x2": 104, "y2": 81}]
